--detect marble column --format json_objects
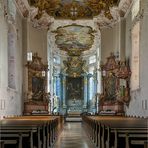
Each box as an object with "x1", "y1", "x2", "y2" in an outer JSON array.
[
  {"x1": 56, "y1": 75, "x2": 61, "y2": 98},
  {"x1": 94, "y1": 72, "x2": 97, "y2": 95},
  {"x1": 62, "y1": 75, "x2": 67, "y2": 108},
  {"x1": 83, "y1": 75, "x2": 88, "y2": 108}
]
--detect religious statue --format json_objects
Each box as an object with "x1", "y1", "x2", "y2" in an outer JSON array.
[
  {"x1": 52, "y1": 93, "x2": 59, "y2": 111},
  {"x1": 27, "y1": 91, "x2": 33, "y2": 101},
  {"x1": 44, "y1": 92, "x2": 51, "y2": 102}
]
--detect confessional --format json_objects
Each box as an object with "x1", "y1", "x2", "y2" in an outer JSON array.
[
  {"x1": 99, "y1": 53, "x2": 131, "y2": 115},
  {"x1": 24, "y1": 53, "x2": 50, "y2": 115}
]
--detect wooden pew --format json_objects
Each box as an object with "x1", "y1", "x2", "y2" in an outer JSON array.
[
  {"x1": 0, "y1": 115, "x2": 63, "y2": 148},
  {"x1": 82, "y1": 115, "x2": 148, "y2": 148},
  {"x1": 0, "y1": 119, "x2": 46, "y2": 148},
  {"x1": 0, "y1": 140, "x2": 4, "y2": 148}
]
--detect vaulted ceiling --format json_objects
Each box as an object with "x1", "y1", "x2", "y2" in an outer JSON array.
[
  {"x1": 28, "y1": 0, "x2": 119, "y2": 20},
  {"x1": 16, "y1": 0, "x2": 132, "y2": 29}
]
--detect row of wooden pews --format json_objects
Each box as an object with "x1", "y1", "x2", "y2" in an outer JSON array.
[
  {"x1": 82, "y1": 115, "x2": 148, "y2": 148},
  {"x1": 0, "y1": 115, "x2": 64, "y2": 148}
]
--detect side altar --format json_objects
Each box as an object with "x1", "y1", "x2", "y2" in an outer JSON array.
[
  {"x1": 23, "y1": 53, "x2": 50, "y2": 115},
  {"x1": 99, "y1": 53, "x2": 131, "y2": 115}
]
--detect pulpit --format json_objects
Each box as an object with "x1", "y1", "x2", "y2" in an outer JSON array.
[
  {"x1": 99, "y1": 53, "x2": 131, "y2": 115},
  {"x1": 23, "y1": 53, "x2": 50, "y2": 115}
]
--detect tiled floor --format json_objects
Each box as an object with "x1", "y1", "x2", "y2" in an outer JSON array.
[{"x1": 53, "y1": 122, "x2": 95, "y2": 148}]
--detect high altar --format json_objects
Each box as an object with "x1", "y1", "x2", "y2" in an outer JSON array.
[
  {"x1": 60, "y1": 56, "x2": 90, "y2": 114},
  {"x1": 53, "y1": 25, "x2": 96, "y2": 114}
]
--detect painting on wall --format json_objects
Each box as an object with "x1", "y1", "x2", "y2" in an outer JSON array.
[
  {"x1": 55, "y1": 24, "x2": 94, "y2": 51},
  {"x1": 66, "y1": 77, "x2": 83, "y2": 100},
  {"x1": 32, "y1": 76, "x2": 44, "y2": 101}
]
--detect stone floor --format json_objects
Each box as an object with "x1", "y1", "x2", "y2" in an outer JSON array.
[{"x1": 53, "y1": 122, "x2": 95, "y2": 148}]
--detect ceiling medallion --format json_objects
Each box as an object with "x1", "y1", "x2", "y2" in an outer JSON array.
[{"x1": 28, "y1": 0, "x2": 119, "y2": 20}]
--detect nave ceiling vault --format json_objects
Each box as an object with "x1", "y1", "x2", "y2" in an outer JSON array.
[{"x1": 15, "y1": 0, "x2": 132, "y2": 29}]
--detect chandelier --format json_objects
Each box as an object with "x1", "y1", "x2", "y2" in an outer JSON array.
[{"x1": 28, "y1": 0, "x2": 119, "y2": 20}]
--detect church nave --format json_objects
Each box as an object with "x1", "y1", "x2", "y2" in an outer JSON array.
[{"x1": 0, "y1": 0, "x2": 148, "y2": 148}]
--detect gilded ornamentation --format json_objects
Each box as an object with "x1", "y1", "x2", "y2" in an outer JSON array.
[
  {"x1": 63, "y1": 56, "x2": 87, "y2": 77},
  {"x1": 28, "y1": 0, "x2": 119, "y2": 20},
  {"x1": 86, "y1": 0, "x2": 118, "y2": 19},
  {"x1": 29, "y1": 0, "x2": 61, "y2": 19},
  {"x1": 99, "y1": 53, "x2": 131, "y2": 115},
  {"x1": 15, "y1": 0, "x2": 132, "y2": 28}
]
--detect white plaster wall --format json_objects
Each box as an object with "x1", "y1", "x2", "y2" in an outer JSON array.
[
  {"x1": 27, "y1": 22, "x2": 48, "y2": 63},
  {"x1": 0, "y1": 3, "x2": 23, "y2": 116},
  {"x1": 100, "y1": 22, "x2": 122, "y2": 62},
  {"x1": 100, "y1": 19, "x2": 126, "y2": 63},
  {"x1": 23, "y1": 22, "x2": 48, "y2": 100},
  {"x1": 0, "y1": 10, "x2": 8, "y2": 116},
  {"x1": 125, "y1": 0, "x2": 148, "y2": 117}
]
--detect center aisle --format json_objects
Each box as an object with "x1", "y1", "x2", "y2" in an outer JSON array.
[{"x1": 53, "y1": 122, "x2": 95, "y2": 148}]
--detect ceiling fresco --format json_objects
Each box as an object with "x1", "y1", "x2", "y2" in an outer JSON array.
[
  {"x1": 28, "y1": 0, "x2": 119, "y2": 20},
  {"x1": 54, "y1": 25, "x2": 94, "y2": 52},
  {"x1": 15, "y1": 0, "x2": 132, "y2": 29}
]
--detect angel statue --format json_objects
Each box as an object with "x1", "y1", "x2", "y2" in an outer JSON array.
[
  {"x1": 44, "y1": 92, "x2": 51, "y2": 103},
  {"x1": 27, "y1": 91, "x2": 33, "y2": 101}
]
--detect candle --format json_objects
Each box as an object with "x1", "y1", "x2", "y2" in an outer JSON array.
[{"x1": 27, "y1": 52, "x2": 32, "y2": 61}]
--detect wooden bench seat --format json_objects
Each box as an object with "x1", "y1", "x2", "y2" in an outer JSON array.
[
  {"x1": 0, "y1": 115, "x2": 63, "y2": 148},
  {"x1": 82, "y1": 115, "x2": 148, "y2": 148}
]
